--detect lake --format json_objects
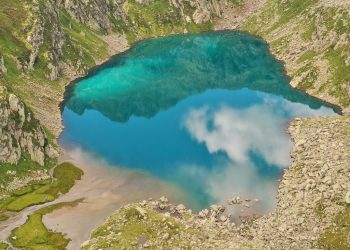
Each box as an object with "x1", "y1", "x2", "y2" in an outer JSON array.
[{"x1": 60, "y1": 31, "x2": 337, "y2": 212}]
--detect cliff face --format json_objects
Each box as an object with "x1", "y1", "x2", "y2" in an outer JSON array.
[{"x1": 0, "y1": 86, "x2": 58, "y2": 166}]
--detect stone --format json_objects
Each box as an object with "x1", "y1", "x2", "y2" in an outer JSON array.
[
  {"x1": 135, "y1": 207, "x2": 147, "y2": 218},
  {"x1": 345, "y1": 191, "x2": 350, "y2": 204},
  {"x1": 0, "y1": 54, "x2": 7, "y2": 75},
  {"x1": 159, "y1": 196, "x2": 168, "y2": 203},
  {"x1": 176, "y1": 204, "x2": 186, "y2": 213},
  {"x1": 198, "y1": 209, "x2": 209, "y2": 218}
]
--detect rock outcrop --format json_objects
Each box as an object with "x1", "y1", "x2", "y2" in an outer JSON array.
[
  {"x1": 0, "y1": 54, "x2": 6, "y2": 75},
  {"x1": 0, "y1": 86, "x2": 58, "y2": 166}
]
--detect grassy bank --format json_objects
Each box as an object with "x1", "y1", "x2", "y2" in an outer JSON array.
[
  {"x1": 9, "y1": 199, "x2": 83, "y2": 250},
  {"x1": 0, "y1": 162, "x2": 83, "y2": 219}
]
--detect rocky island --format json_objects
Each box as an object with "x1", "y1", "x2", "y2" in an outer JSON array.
[{"x1": 0, "y1": 0, "x2": 349, "y2": 249}]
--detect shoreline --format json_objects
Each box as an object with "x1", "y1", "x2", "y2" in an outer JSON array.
[{"x1": 41, "y1": 147, "x2": 193, "y2": 250}]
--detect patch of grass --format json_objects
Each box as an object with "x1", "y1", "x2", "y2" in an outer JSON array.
[
  {"x1": 324, "y1": 47, "x2": 350, "y2": 107},
  {"x1": 229, "y1": 0, "x2": 245, "y2": 7},
  {"x1": 318, "y1": 205, "x2": 350, "y2": 249},
  {"x1": 270, "y1": 35, "x2": 291, "y2": 53},
  {"x1": 0, "y1": 162, "x2": 83, "y2": 212},
  {"x1": 298, "y1": 66, "x2": 319, "y2": 91},
  {"x1": 48, "y1": 162, "x2": 84, "y2": 196},
  {"x1": 0, "y1": 242, "x2": 8, "y2": 250},
  {"x1": 314, "y1": 200, "x2": 326, "y2": 219},
  {"x1": 187, "y1": 21, "x2": 213, "y2": 33},
  {"x1": 0, "y1": 154, "x2": 51, "y2": 191},
  {"x1": 123, "y1": 0, "x2": 185, "y2": 38},
  {"x1": 7, "y1": 194, "x2": 55, "y2": 212},
  {"x1": 297, "y1": 50, "x2": 317, "y2": 64},
  {"x1": 59, "y1": 10, "x2": 108, "y2": 61},
  {"x1": 10, "y1": 199, "x2": 82, "y2": 250},
  {"x1": 301, "y1": 21, "x2": 316, "y2": 42},
  {"x1": 272, "y1": 0, "x2": 318, "y2": 30},
  {"x1": 85, "y1": 205, "x2": 199, "y2": 249},
  {"x1": 0, "y1": 214, "x2": 10, "y2": 221}
]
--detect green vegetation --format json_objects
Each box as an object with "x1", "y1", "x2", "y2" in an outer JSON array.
[
  {"x1": 301, "y1": 22, "x2": 316, "y2": 42},
  {"x1": 0, "y1": 214, "x2": 9, "y2": 221},
  {"x1": 271, "y1": 0, "x2": 317, "y2": 30},
  {"x1": 298, "y1": 66, "x2": 318, "y2": 91},
  {"x1": 123, "y1": 0, "x2": 185, "y2": 39},
  {"x1": 0, "y1": 162, "x2": 83, "y2": 212},
  {"x1": 84, "y1": 205, "x2": 199, "y2": 249},
  {"x1": 0, "y1": 154, "x2": 52, "y2": 191},
  {"x1": 229, "y1": 0, "x2": 244, "y2": 7},
  {"x1": 314, "y1": 200, "x2": 326, "y2": 219},
  {"x1": 323, "y1": 47, "x2": 350, "y2": 107},
  {"x1": 318, "y1": 205, "x2": 350, "y2": 250},
  {"x1": 297, "y1": 50, "x2": 317, "y2": 64},
  {"x1": 0, "y1": 242, "x2": 8, "y2": 250},
  {"x1": 7, "y1": 193, "x2": 54, "y2": 212},
  {"x1": 10, "y1": 199, "x2": 83, "y2": 250},
  {"x1": 123, "y1": 0, "x2": 212, "y2": 42}
]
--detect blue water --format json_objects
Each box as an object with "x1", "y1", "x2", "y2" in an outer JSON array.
[{"x1": 61, "y1": 31, "x2": 338, "y2": 211}]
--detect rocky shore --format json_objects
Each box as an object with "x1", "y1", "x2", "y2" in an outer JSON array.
[{"x1": 83, "y1": 115, "x2": 350, "y2": 249}]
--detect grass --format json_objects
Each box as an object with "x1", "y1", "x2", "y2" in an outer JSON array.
[
  {"x1": 297, "y1": 50, "x2": 317, "y2": 64},
  {"x1": 123, "y1": 0, "x2": 184, "y2": 38},
  {"x1": 0, "y1": 162, "x2": 83, "y2": 212},
  {"x1": 7, "y1": 194, "x2": 55, "y2": 212},
  {"x1": 0, "y1": 242, "x2": 8, "y2": 250},
  {"x1": 271, "y1": 0, "x2": 318, "y2": 30},
  {"x1": 85, "y1": 205, "x2": 199, "y2": 249},
  {"x1": 10, "y1": 199, "x2": 83, "y2": 250},
  {"x1": 297, "y1": 66, "x2": 318, "y2": 91},
  {"x1": 314, "y1": 200, "x2": 326, "y2": 219},
  {"x1": 229, "y1": 0, "x2": 245, "y2": 7},
  {"x1": 0, "y1": 154, "x2": 51, "y2": 191},
  {"x1": 0, "y1": 214, "x2": 10, "y2": 221},
  {"x1": 301, "y1": 21, "x2": 316, "y2": 42},
  {"x1": 318, "y1": 205, "x2": 350, "y2": 249},
  {"x1": 323, "y1": 47, "x2": 350, "y2": 107}
]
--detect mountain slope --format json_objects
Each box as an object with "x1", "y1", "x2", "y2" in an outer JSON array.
[{"x1": 238, "y1": 0, "x2": 350, "y2": 110}]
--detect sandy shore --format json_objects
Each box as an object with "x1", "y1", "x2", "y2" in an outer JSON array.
[{"x1": 42, "y1": 147, "x2": 190, "y2": 250}]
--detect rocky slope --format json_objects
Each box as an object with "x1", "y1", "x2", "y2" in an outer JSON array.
[
  {"x1": 83, "y1": 115, "x2": 350, "y2": 249},
  {"x1": 218, "y1": 0, "x2": 350, "y2": 112},
  {"x1": 0, "y1": 85, "x2": 57, "y2": 192}
]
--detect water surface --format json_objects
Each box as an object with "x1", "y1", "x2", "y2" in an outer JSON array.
[{"x1": 61, "y1": 31, "x2": 337, "y2": 211}]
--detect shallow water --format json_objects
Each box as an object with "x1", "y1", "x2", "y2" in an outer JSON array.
[{"x1": 61, "y1": 31, "x2": 338, "y2": 211}]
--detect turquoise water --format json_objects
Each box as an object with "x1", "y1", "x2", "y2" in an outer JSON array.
[{"x1": 61, "y1": 31, "x2": 338, "y2": 211}]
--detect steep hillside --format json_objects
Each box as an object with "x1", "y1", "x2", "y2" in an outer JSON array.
[
  {"x1": 0, "y1": 85, "x2": 57, "y2": 193},
  {"x1": 0, "y1": 0, "x2": 225, "y2": 137},
  {"x1": 237, "y1": 0, "x2": 350, "y2": 111},
  {"x1": 0, "y1": 0, "x2": 224, "y2": 191}
]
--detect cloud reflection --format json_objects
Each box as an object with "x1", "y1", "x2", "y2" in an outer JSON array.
[{"x1": 182, "y1": 97, "x2": 335, "y2": 211}]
